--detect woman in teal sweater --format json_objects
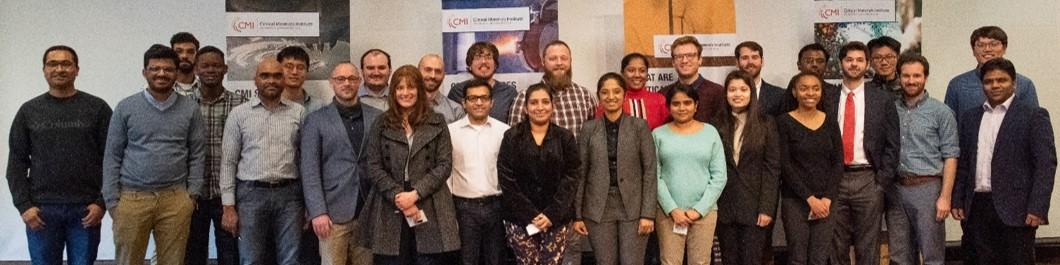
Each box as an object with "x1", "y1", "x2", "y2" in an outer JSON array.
[{"x1": 652, "y1": 85, "x2": 727, "y2": 265}]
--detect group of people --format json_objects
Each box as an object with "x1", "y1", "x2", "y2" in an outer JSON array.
[{"x1": 6, "y1": 25, "x2": 1056, "y2": 265}]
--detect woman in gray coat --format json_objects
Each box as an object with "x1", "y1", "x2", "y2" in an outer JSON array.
[
  {"x1": 361, "y1": 65, "x2": 460, "y2": 264},
  {"x1": 573, "y1": 73, "x2": 658, "y2": 265}
]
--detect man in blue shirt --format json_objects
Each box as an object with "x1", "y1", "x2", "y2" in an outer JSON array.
[{"x1": 944, "y1": 26, "x2": 1038, "y2": 121}]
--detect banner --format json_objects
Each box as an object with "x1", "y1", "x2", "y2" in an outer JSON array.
[
  {"x1": 814, "y1": 0, "x2": 922, "y2": 79},
  {"x1": 441, "y1": 0, "x2": 559, "y2": 95}
]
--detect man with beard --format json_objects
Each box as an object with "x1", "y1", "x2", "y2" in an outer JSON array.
[
  {"x1": 507, "y1": 40, "x2": 597, "y2": 137},
  {"x1": 103, "y1": 45, "x2": 205, "y2": 265},
  {"x1": 659, "y1": 36, "x2": 725, "y2": 122},
  {"x1": 359, "y1": 49, "x2": 392, "y2": 111},
  {"x1": 867, "y1": 36, "x2": 903, "y2": 97},
  {"x1": 184, "y1": 46, "x2": 246, "y2": 265},
  {"x1": 278, "y1": 46, "x2": 330, "y2": 115},
  {"x1": 171, "y1": 32, "x2": 199, "y2": 95},
  {"x1": 448, "y1": 42, "x2": 518, "y2": 123},
  {"x1": 735, "y1": 41, "x2": 786, "y2": 116},
  {"x1": 419, "y1": 54, "x2": 464, "y2": 123},
  {"x1": 944, "y1": 26, "x2": 1038, "y2": 122},
  {"x1": 8, "y1": 45, "x2": 111, "y2": 265},
  {"x1": 302, "y1": 62, "x2": 380, "y2": 265},
  {"x1": 823, "y1": 41, "x2": 899, "y2": 265},
  {"x1": 220, "y1": 58, "x2": 306, "y2": 265}
]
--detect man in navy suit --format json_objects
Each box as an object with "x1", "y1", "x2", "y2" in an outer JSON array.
[
  {"x1": 735, "y1": 41, "x2": 786, "y2": 116},
  {"x1": 951, "y1": 58, "x2": 1056, "y2": 265},
  {"x1": 301, "y1": 62, "x2": 382, "y2": 265}
]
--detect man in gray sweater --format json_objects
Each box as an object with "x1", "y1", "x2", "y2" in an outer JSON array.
[{"x1": 102, "y1": 44, "x2": 205, "y2": 265}]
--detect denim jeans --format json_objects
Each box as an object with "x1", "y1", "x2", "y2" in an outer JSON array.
[
  {"x1": 454, "y1": 196, "x2": 506, "y2": 265},
  {"x1": 236, "y1": 181, "x2": 305, "y2": 265},
  {"x1": 26, "y1": 203, "x2": 101, "y2": 265},
  {"x1": 185, "y1": 197, "x2": 239, "y2": 265}
]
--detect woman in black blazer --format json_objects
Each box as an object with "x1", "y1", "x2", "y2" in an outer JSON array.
[
  {"x1": 572, "y1": 73, "x2": 657, "y2": 265},
  {"x1": 498, "y1": 84, "x2": 581, "y2": 265},
  {"x1": 711, "y1": 71, "x2": 781, "y2": 265}
]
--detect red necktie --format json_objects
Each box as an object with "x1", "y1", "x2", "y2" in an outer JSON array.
[{"x1": 843, "y1": 92, "x2": 855, "y2": 165}]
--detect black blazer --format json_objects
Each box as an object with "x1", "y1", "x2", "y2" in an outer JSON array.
[
  {"x1": 715, "y1": 115, "x2": 782, "y2": 225},
  {"x1": 758, "y1": 81, "x2": 786, "y2": 116},
  {"x1": 953, "y1": 102, "x2": 1056, "y2": 226},
  {"x1": 823, "y1": 81, "x2": 900, "y2": 186},
  {"x1": 499, "y1": 122, "x2": 581, "y2": 226}
]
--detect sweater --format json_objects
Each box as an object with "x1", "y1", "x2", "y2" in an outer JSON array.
[{"x1": 652, "y1": 122, "x2": 728, "y2": 215}]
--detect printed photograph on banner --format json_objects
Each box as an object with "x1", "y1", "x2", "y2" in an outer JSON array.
[
  {"x1": 623, "y1": 0, "x2": 738, "y2": 89},
  {"x1": 814, "y1": 0, "x2": 921, "y2": 79},
  {"x1": 441, "y1": 0, "x2": 558, "y2": 75},
  {"x1": 225, "y1": 0, "x2": 350, "y2": 82}
]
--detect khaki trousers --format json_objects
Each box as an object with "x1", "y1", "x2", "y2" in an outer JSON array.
[
  {"x1": 656, "y1": 208, "x2": 718, "y2": 265},
  {"x1": 319, "y1": 219, "x2": 373, "y2": 265},
  {"x1": 111, "y1": 187, "x2": 194, "y2": 265}
]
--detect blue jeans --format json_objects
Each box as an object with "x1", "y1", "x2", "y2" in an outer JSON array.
[
  {"x1": 236, "y1": 181, "x2": 304, "y2": 265},
  {"x1": 26, "y1": 203, "x2": 101, "y2": 265},
  {"x1": 454, "y1": 196, "x2": 506, "y2": 265}
]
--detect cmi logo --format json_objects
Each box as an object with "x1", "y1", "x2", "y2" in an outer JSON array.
[
  {"x1": 657, "y1": 43, "x2": 672, "y2": 56},
  {"x1": 232, "y1": 17, "x2": 255, "y2": 33},
  {"x1": 819, "y1": 8, "x2": 841, "y2": 20},
  {"x1": 447, "y1": 15, "x2": 469, "y2": 29}
]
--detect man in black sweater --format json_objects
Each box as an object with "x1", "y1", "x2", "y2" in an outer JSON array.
[{"x1": 6, "y1": 45, "x2": 112, "y2": 265}]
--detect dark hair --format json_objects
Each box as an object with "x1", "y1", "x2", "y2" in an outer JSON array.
[
  {"x1": 734, "y1": 41, "x2": 764, "y2": 58},
  {"x1": 798, "y1": 43, "x2": 830, "y2": 62},
  {"x1": 785, "y1": 72, "x2": 827, "y2": 111},
  {"x1": 897, "y1": 52, "x2": 930, "y2": 77},
  {"x1": 621, "y1": 53, "x2": 651, "y2": 71},
  {"x1": 970, "y1": 26, "x2": 1008, "y2": 48},
  {"x1": 665, "y1": 83, "x2": 700, "y2": 107},
  {"x1": 196, "y1": 46, "x2": 225, "y2": 61},
  {"x1": 360, "y1": 48, "x2": 392, "y2": 69},
  {"x1": 519, "y1": 83, "x2": 554, "y2": 125},
  {"x1": 597, "y1": 72, "x2": 627, "y2": 94},
  {"x1": 542, "y1": 40, "x2": 570, "y2": 58},
  {"x1": 43, "y1": 45, "x2": 78, "y2": 67},
  {"x1": 465, "y1": 42, "x2": 499, "y2": 67},
  {"x1": 277, "y1": 46, "x2": 309, "y2": 65},
  {"x1": 867, "y1": 36, "x2": 901, "y2": 56},
  {"x1": 839, "y1": 41, "x2": 868, "y2": 60},
  {"x1": 463, "y1": 78, "x2": 493, "y2": 98},
  {"x1": 169, "y1": 32, "x2": 199, "y2": 50},
  {"x1": 382, "y1": 65, "x2": 431, "y2": 129},
  {"x1": 143, "y1": 44, "x2": 179, "y2": 68},
  {"x1": 978, "y1": 58, "x2": 1016, "y2": 81},
  {"x1": 713, "y1": 70, "x2": 768, "y2": 158},
  {"x1": 671, "y1": 36, "x2": 702, "y2": 57}
]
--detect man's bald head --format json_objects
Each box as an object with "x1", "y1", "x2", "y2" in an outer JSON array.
[
  {"x1": 330, "y1": 62, "x2": 362, "y2": 104},
  {"x1": 418, "y1": 54, "x2": 445, "y2": 93},
  {"x1": 255, "y1": 58, "x2": 284, "y2": 100}
]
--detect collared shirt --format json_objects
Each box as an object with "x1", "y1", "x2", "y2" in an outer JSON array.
[
  {"x1": 837, "y1": 81, "x2": 869, "y2": 165},
  {"x1": 220, "y1": 98, "x2": 304, "y2": 205},
  {"x1": 754, "y1": 78, "x2": 763, "y2": 99},
  {"x1": 298, "y1": 89, "x2": 330, "y2": 117},
  {"x1": 733, "y1": 112, "x2": 747, "y2": 165},
  {"x1": 508, "y1": 80, "x2": 598, "y2": 138},
  {"x1": 192, "y1": 87, "x2": 248, "y2": 199},
  {"x1": 142, "y1": 89, "x2": 177, "y2": 111},
  {"x1": 944, "y1": 69, "x2": 1038, "y2": 120},
  {"x1": 974, "y1": 95, "x2": 1013, "y2": 192},
  {"x1": 337, "y1": 102, "x2": 365, "y2": 153},
  {"x1": 448, "y1": 116, "x2": 509, "y2": 198},
  {"x1": 430, "y1": 93, "x2": 465, "y2": 123},
  {"x1": 605, "y1": 116, "x2": 621, "y2": 187},
  {"x1": 174, "y1": 78, "x2": 198, "y2": 96},
  {"x1": 896, "y1": 93, "x2": 959, "y2": 177},
  {"x1": 358, "y1": 86, "x2": 389, "y2": 111}
]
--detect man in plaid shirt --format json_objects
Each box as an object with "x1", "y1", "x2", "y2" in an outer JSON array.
[{"x1": 508, "y1": 40, "x2": 597, "y2": 138}]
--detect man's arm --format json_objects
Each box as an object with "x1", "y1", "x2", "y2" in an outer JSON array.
[
  {"x1": 1027, "y1": 108, "x2": 1056, "y2": 224},
  {"x1": 102, "y1": 104, "x2": 129, "y2": 211},
  {"x1": 186, "y1": 109, "x2": 206, "y2": 199},
  {"x1": 6, "y1": 108, "x2": 35, "y2": 213}
]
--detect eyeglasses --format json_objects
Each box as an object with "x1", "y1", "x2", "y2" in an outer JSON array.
[
  {"x1": 871, "y1": 54, "x2": 897, "y2": 62},
  {"x1": 465, "y1": 95, "x2": 491, "y2": 103},
  {"x1": 672, "y1": 53, "x2": 700, "y2": 61},
  {"x1": 45, "y1": 61, "x2": 76, "y2": 69},
  {"x1": 331, "y1": 76, "x2": 361, "y2": 83},
  {"x1": 974, "y1": 41, "x2": 1003, "y2": 49}
]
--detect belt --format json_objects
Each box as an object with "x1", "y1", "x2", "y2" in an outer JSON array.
[
  {"x1": 454, "y1": 195, "x2": 501, "y2": 204},
  {"x1": 843, "y1": 164, "x2": 874, "y2": 172},
  {"x1": 244, "y1": 179, "x2": 297, "y2": 188},
  {"x1": 899, "y1": 175, "x2": 940, "y2": 186}
]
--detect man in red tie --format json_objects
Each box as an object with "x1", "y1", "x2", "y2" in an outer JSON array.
[{"x1": 823, "y1": 41, "x2": 901, "y2": 265}]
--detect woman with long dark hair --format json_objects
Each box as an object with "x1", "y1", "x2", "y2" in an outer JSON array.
[
  {"x1": 498, "y1": 84, "x2": 581, "y2": 265},
  {"x1": 361, "y1": 65, "x2": 460, "y2": 264},
  {"x1": 776, "y1": 73, "x2": 843, "y2": 265},
  {"x1": 711, "y1": 71, "x2": 781, "y2": 264}
]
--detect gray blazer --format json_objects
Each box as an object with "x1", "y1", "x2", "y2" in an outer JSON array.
[
  {"x1": 301, "y1": 103, "x2": 382, "y2": 224},
  {"x1": 359, "y1": 113, "x2": 460, "y2": 255},
  {"x1": 575, "y1": 115, "x2": 658, "y2": 222}
]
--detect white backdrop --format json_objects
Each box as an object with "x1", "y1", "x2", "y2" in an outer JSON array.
[{"x1": 2, "y1": 0, "x2": 1059, "y2": 261}]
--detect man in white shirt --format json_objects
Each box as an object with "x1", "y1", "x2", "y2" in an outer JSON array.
[{"x1": 448, "y1": 79, "x2": 510, "y2": 265}]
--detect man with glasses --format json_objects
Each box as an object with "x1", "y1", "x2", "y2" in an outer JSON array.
[
  {"x1": 659, "y1": 36, "x2": 725, "y2": 122},
  {"x1": 278, "y1": 46, "x2": 330, "y2": 115},
  {"x1": 419, "y1": 54, "x2": 465, "y2": 123},
  {"x1": 944, "y1": 26, "x2": 1038, "y2": 121},
  {"x1": 867, "y1": 36, "x2": 902, "y2": 97},
  {"x1": 448, "y1": 42, "x2": 518, "y2": 124}
]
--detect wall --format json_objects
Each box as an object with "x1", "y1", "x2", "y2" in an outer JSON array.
[{"x1": 2, "y1": 0, "x2": 1059, "y2": 260}]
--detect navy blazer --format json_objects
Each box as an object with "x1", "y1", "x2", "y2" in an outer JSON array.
[
  {"x1": 823, "y1": 81, "x2": 900, "y2": 186},
  {"x1": 953, "y1": 101, "x2": 1056, "y2": 226},
  {"x1": 757, "y1": 80, "x2": 786, "y2": 116},
  {"x1": 300, "y1": 103, "x2": 382, "y2": 224}
]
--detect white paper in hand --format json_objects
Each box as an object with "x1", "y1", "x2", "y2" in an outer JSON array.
[
  {"x1": 526, "y1": 224, "x2": 541, "y2": 236},
  {"x1": 672, "y1": 224, "x2": 688, "y2": 235},
  {"x1": 406, "y1": 210, "x2": 428, "y2": 227}
]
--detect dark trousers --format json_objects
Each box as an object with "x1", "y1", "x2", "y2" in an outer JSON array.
[
  {"x1": 373, "y1": 220, "x2": 453, "y2": 265},
  {"x1": 300, "y1": 229, "x2": 322, "y2": 265},
  {"x1": 185, "y1": 197, "x2": 239, "y2": 265},
  {"x1": 831, "y1": 169, "x2": 883, "y2": 265},
  {"x1": 25, "y1": 203, "x2": 101, "y2": 265},
  {"x1": 963, "y1": 192, "x2": 1036, "y2": 265},
  {"x1": 781, "y1": 197, "x2": 832, "y2": 265},
  {"x1": 454, "y1": 196, "x2": 506, "y2": 265},
  {"x1": 717, "y1": 222, "x2": 769, "y2": 265}
]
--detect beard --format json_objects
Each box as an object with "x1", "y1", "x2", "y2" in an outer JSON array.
[{"x1": 544, "y1": 68, "x2": 573, "y2": 90}]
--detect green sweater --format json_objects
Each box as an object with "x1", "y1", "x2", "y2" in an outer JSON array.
[{"x1": 652, "y1": 122, "x2": 727, "y2": 215}]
